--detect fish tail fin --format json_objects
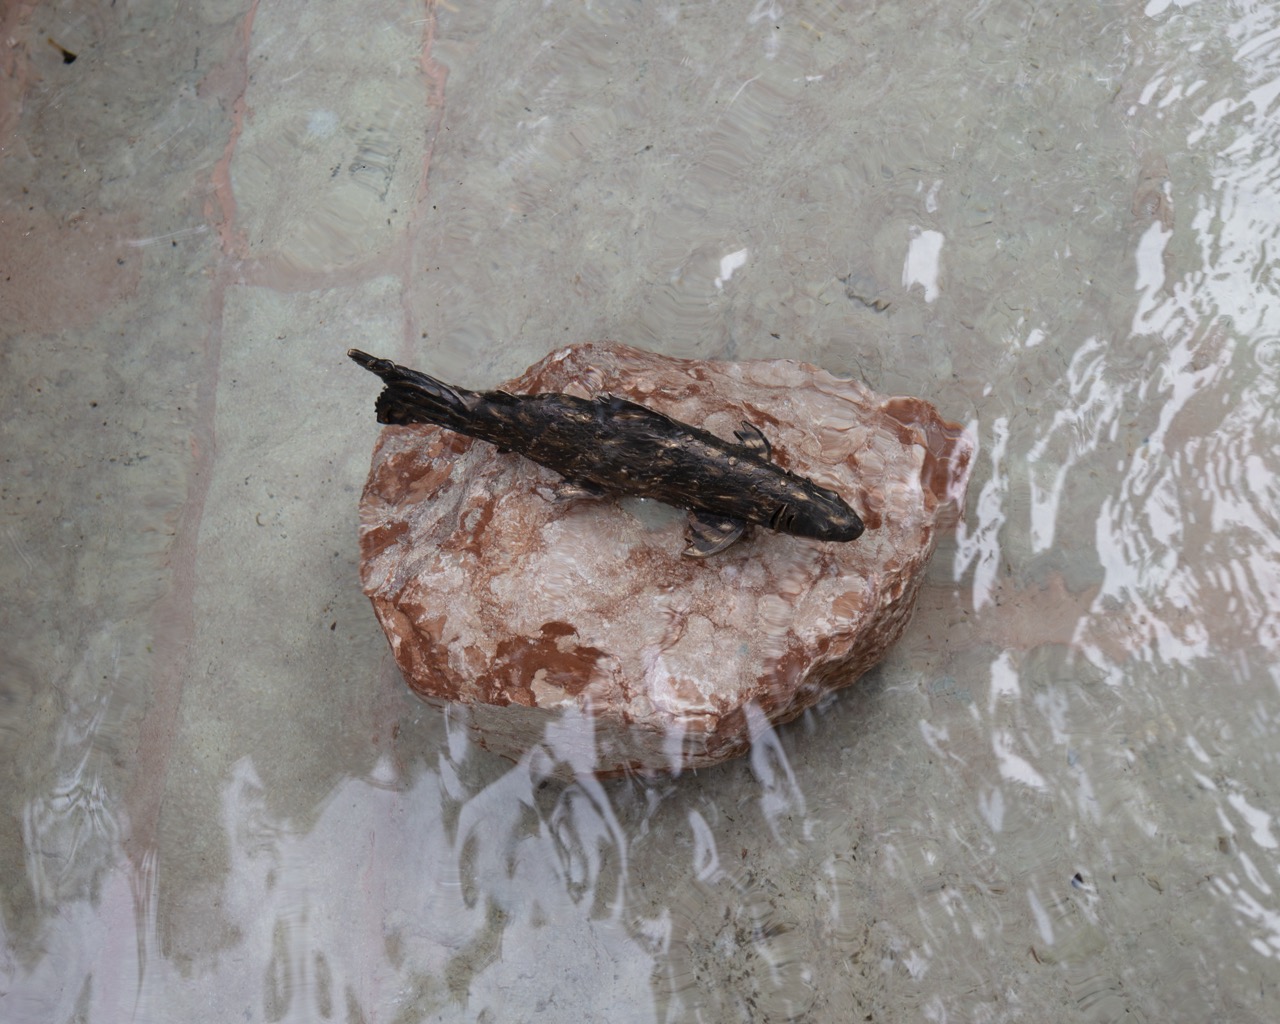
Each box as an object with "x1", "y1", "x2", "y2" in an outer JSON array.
[{"x1": 347, "y1": 349, "x2": 475, "y2": 429}]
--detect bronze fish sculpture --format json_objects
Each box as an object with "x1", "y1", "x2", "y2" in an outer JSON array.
[{"x1": 348, "y1": 349, "x2": 864, "y2": 557}]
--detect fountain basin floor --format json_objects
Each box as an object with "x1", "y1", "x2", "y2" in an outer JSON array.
[{"x1": 2, "y1": 1, "x2": 1279, "y2": 1022}]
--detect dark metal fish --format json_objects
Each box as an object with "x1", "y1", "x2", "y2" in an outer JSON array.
[{"x1": 348, "y1": 349, "x2": 864, "y2": 557}]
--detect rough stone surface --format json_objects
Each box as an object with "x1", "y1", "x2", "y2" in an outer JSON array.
[{"x1": 357, "y1": 342, "x2": 973, "y2": 777}]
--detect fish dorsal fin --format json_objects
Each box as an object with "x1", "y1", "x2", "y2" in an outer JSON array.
[
  {"x1": 733, "y1": 421, "x2": 772, "y2": 460},
  {"x1": 600, "y1": 393, "x2": 654, "y2": 420},
  {"x1": 552, "y1": 478, "x2": 607, "y2": 500}
]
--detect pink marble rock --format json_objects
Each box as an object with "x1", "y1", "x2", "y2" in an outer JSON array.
[{"x1": 357, "y1": 342, "x2": 973, "y2": 777}]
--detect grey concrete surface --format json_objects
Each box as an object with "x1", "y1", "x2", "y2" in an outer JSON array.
[{"x1": 3, "y1": 1, "x2": 1279, "y2": 1021}]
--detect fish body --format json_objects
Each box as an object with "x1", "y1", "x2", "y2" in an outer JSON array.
[{"x1": 348, "y1": 349, "x2": 864, "y2": 556}]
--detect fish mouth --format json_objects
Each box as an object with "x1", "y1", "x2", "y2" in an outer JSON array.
[
  {"x1": 790, "y1": 505, "x2": 864, "y2": 542},
  {"x1": 837, "y1": 516, "x2": 865, "y2": 541},
  {"x1": 822, "y1": 504, "x2": 865, "y2": 542}
]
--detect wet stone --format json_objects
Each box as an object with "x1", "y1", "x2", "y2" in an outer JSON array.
[{"x1": 356, "y1": 342, "x2": 973, "y2": 777}]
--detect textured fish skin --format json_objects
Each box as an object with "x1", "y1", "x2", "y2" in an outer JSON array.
[{"x1": 348, "y1": 349, "x2": 864, "y2": 554}]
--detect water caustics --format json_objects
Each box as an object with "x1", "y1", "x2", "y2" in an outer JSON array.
[{"x1": 7, "y1": 1, "x2": 1280, "y2": 1023}]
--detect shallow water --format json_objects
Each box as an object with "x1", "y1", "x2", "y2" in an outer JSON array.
[{"x1": 2, "y1": 0, "x2": 1279, "y2": 1021}]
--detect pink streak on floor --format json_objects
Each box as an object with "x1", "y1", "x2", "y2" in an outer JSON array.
[
  {"x1": 197, "y1": 6, "x2": 449, "y2": 298},
  {"x1": 119, "y1": 0, "x2": 450, "y2": 950},
  {"x1": 0, "y1": 4, "x2": 144, "y2": 335},
  {"x1": 0, "y1": 1, "x2": 41, "y2": 144},
  {"x1": 0, "y1": 204, "x2": 145, "y2": 333}
]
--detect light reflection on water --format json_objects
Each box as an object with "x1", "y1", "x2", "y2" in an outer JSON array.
[{"x1": 3, "y1": 0, "x2": 1280, "y2": 1021}]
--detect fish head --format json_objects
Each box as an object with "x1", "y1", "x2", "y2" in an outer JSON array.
[{"x1": 779, "y1": 483, "x2": 865, "y2": 542}]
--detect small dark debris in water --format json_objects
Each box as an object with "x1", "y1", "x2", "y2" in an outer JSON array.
[{"x1": 48, "y1": 38, "x2": 77, "y2": 64}]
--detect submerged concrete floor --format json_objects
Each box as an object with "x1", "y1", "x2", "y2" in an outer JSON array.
[{"x1": 3, "y1": 0, "x2": 1280, "y2": 1020}]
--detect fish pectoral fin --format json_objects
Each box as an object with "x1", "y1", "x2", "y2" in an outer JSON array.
[
  {"x1": 733, "y1": 421, "x2": 772, "y2": 460},
  {"x1": 682, "y1": 512, "x2": 747, "y2": 558}
]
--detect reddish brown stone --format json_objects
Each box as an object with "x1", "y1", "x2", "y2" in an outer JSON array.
[{"x1": 357, "y1": 342, "x2": 973, "y2": 776}]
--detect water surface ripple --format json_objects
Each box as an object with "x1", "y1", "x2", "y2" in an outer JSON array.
[{"x1": 2, "y1": 1, "x2": 1279, "y2": 1022}]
